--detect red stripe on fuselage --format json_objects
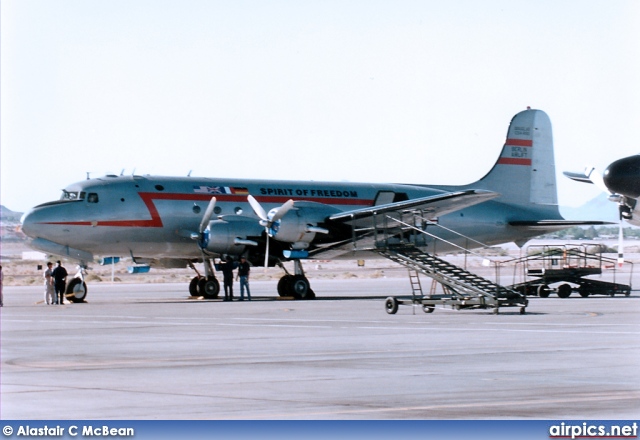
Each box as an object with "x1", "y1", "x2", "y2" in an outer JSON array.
[{"x1": 42, "y1": 192, "x2": 373, "y2": 228}]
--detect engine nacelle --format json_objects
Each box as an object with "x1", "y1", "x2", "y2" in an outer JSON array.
[
  {"x1": 620, "y1": 196, "x2": 640, "y2": 226},
  {"x1": 271, "y1": 202, "x2": 338, "y2": 248},
  {"x1": 205, "y1": 217, "x2": 263, "y2": 255}
]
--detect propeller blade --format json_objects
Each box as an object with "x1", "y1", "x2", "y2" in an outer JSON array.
[
  {"x1": 199, "y1": 197, "x2": 217, "y2": 234},
  {"x1": 264, "y1": 234, "x2": 270, "y2": 272},
  {"x1": 248, "y1": 195, "x2": 268, "y2": 222},
  {"x1": 270, "y1": 199, "x2": 295, "y2": 222},
  {"x1": 585, "y1": 166, "x2": 611, "y2": 194},
  {"x1": 618, "y1": 217, "x2": 624, "y2": 267}
]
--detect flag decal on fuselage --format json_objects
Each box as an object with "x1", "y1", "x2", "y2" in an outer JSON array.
[{"x1": 193, "y1": 186, "x2": 249, "y2": 195}]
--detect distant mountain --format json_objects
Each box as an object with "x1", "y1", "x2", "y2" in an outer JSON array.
[
  {"x1": 559, "y1": 193, "x2": 619, "y2": 223},
  {"x1": 0, "y1": 205, "x2": 24, "y2": 222}
]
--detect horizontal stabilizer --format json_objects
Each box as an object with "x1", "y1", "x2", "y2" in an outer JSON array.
[
  {"x1": 563, "y1": 171, "x2": 593, "y2": 184},
  {"x1": 509, "y1": 220, "x2": 613, "y2": 230}
]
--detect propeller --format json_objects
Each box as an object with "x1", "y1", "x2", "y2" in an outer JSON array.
[
  {"x1": 197, "y1": 197, "x2": 217, "y2": 249},
  {"x1": 618, "y1": 206, "x2": 625, "y2": 267},
  {"x1": 584, "y1": 166, "x2": 611, "y2": 194},
  {"x1": 247, "y1": 195, "x2": 295, "y2": 268}
]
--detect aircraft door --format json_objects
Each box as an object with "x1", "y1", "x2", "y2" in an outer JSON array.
[{"x1": 374, "y1": 191, "x2": 408, "y2": 206}]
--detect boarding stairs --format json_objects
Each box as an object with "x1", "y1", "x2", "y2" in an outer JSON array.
[
  {"x1": 376, "y1": 243, "x2": 527, "y2": 313},
  {"x1": 368, "y1": 214, "x2": 527, "y2": 314}
]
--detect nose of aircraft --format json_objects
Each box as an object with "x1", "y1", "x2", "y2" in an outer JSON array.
[
  {"x1": 20, "y1": 208, "x2": 38, "y2": 238},
  {"x1": 603, "y1": 155, "x2": 640, "y2": 198}
]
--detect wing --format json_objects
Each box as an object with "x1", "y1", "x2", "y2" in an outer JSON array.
[
  {"x1": 328, "y1": 189, "x2": 499, "y2": 226},
  {"x1": 297, "y1": 190, "x2": 498, "y2": 259}
]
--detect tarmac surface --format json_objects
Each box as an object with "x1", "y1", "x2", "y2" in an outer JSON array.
[{"x1": 1, "y1": 278, "x2": 639, "y2": 420}]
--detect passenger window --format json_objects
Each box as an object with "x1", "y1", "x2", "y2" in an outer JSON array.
[{"x1": 87, "y1": 193, "x2": 99, "y2": 203}]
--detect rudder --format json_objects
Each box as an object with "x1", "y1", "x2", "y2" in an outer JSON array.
[{"x1": 465, "y1": 108, "x2": 558, "y2": 208}]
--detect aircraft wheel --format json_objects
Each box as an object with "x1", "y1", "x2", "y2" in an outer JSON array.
[
  {"x1": 557, "y1": 283, "x2": 572, "y2": 298},
  {"x1": 66, "y1": 278, "x2": 87, "y2": 303},
  {"x1": 277, "y1": 275, "x2": 293, "y2": 297},
  {"x1": 537, "y1": 284, "x2": 550, "y2": 298},
  {"x1": 199, "y1": 276, "x2": 220, "y2": 299},
  {"x1": 189, "y1": 276, "x2": 200, "y2": 296},
  {"x1": 291, "y1": 275, "x2": 312, "y2": 299},
  {"x1": 385, "y1": 297, "x2": 399, "y2": 314},
  {"x1": 422, "y1": 304, "x2": 435, "y2": 313}
]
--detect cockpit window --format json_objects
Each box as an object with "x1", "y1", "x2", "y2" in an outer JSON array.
[
  {"x1": 87, "y1": 193, "x2": 99, "y2": 203},
  {"x1": 60, "y1": 190, "x2": 85, "y2": 201}
]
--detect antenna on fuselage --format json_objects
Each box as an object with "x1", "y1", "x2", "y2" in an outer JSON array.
[
  {"x1": 187, "y1": 170, "x2": 193, "y2": 177},
  {"x1": 86, "y1": 172, "x2": 91, "y2": 180},
  {"x1": 131, "y1": 168, "x2": 136, "y2": 176},
  {"x1": 120, "y1": 169, "x2": 125, "y2": 176}
]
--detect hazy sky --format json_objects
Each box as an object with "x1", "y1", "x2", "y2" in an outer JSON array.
[{"x1": 2, "y1": 0, "x2": 639, "y2": 213}]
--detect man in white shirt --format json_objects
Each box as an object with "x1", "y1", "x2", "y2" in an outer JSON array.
[{"x1": 43, "y1": 262, "x2": 54, "y2": 305}]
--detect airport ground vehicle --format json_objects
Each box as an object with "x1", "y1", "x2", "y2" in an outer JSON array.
[{"x1": 507, "y1": 244, "x2": 632, "y2": 298}]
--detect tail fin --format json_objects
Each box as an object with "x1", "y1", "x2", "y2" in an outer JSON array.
[{"x1": 465, "y1": 108, "x2": 559, "y2": 210}]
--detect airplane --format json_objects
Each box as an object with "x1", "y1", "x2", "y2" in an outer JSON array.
[
  {"x1": 564, "y1": 155, "x2": 640, "y2": 226},
  {"x1": 21, "y1": 108, "x2": 605, "y2": 303},
  {"x1": 564, "y1": 154, "x2": 640, "y2": 265}
]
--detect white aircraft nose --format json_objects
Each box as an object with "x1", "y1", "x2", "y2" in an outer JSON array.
[
  {"x1": 20, "y1": 209, "x2": 36, "y2": 237},
  {"x1": 20, "y1": 207, "x2": 47, "y2": 239}
]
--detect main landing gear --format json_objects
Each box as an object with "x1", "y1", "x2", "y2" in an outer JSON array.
[
  {"x1": 188, "y1": 260, "x2": 220, "y2": 299},
  {"x1": 276, "y1": 259, "x2": 315, "y2": 299},
  {"x1": 188, "y1": 258, "x2": 316, "y2": 300}
]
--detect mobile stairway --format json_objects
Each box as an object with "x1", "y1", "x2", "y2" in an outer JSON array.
[
  {"x1": 377, "y1": 243, "x2": 528, "y2": 315},
  {"x1": 367, "y1": 215, "x2": 528, "y2": 315}
]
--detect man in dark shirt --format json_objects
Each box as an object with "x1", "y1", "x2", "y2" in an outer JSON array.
[
  {"x1": 52, "y1": 261, "x2": 68, "y2": 305},
  {"x1": 237, "y1": 256, "x2": 251, "y2": 301},
  {"x1": 219, "y1": 256, "x2": 237, "y2": 301}
]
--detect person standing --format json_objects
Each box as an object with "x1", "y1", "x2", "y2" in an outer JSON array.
[
  {"x1": 43, "y1": 262, "x2": 54, "y2": 305},
  {"x1": 237, "y1": 256, "x2": 251, "y2": 301},
  {"x1": 52, "y1": 260, "x2": 68, "y2": 305},
  {"x1": 219, "y1": 256, "x2": 237, "y2": 301}
]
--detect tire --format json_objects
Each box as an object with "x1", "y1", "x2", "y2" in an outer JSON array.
[
  {"x1": 277, "y1": 275, "x2": 293, "y2": 297},
  {"x1": 537, "y1": 284, "x2": 550, "y2": 298},
  {"x1": 578, "y1": 286, "x2": 589, "y2": 298},
  {"x1": 385, "y1": 297, "x2": 399, "y2": 314},
  {"x1": 199, "y1": 276, "x2": 220, "y2": 299},
  {"x1": 422, "y1": 304, "x2": 435, "y2": 313},
  {"x1": 189, "y1": 277, "x2": 200, "y2": 296},
  {"x1": 291, "y1": 275, "x2": 311, "y2": 299},
  {"x1": 557, "y1": 283, "x2": 572, "y2": 298},
  {"x1": 65, "y1": 278, "x2": 87, "y2": 303}
]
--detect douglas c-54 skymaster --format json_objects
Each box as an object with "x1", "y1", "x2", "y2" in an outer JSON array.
[{"x1": 21, "y1": 108, "x2": 603, "y2": 302}]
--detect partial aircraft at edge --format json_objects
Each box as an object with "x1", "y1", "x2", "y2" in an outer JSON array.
[
  {"x1": 21, "y1": 108, "x2": 605, "y2": 302},
  {"x1": 564, "y1": 154, "x2": 640, "y2": 264},
  {"x1": 565, "y1": 155, "x2": 640, "y2": 226}
]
